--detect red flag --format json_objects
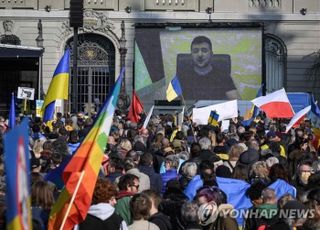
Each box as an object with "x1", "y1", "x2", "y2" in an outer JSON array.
[{"x1": 127, "y1": 91, "x2": 144, "y2": 123}]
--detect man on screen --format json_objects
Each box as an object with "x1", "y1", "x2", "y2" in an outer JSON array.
[{"x1": 177, "y1": 35, "x2": 240, "y2": 100}]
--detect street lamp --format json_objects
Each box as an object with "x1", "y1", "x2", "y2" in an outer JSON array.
[
  {"x1": 35, "y1": 19, "x2": 45, "y2": 100},
  {"x1": 117, "y1": 20, "x2": 130, "y2": 112}
]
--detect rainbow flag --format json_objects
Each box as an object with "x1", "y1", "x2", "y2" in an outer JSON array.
[
  {"x1": 48, "y1": 68, "x2": 124, "y2": 230},
  {"x1": 42, "y1": 49, "x2": 70, "y2": 122},
  {"x1": 4, "y1": 118, "x2": 32, "y2": 230}
]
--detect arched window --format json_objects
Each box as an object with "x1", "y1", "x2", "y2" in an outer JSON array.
[
  {"x1": 65, "y1": 33, "x2": 115, "y2": 113},
  {"x1": 264, "y1": 34, "x2": 287, "y2": 93}
]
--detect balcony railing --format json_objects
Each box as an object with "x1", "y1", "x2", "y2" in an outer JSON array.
[
  {"x1": 64, "y1": 0, "x2": 118, "y2": 10},
  {"x1": 145, "y1": 0, "x2": 199, "y2": 11},
  {"x1": 0, "y1": 0, "x2": 36, "y2": 9}
]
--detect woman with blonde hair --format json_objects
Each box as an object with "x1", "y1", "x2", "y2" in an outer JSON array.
[{"x1": 224, "y1": 144, "x2": 245, "y2": 173}]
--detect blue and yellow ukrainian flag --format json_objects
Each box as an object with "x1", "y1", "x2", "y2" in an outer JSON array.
[
  {"x1": 166, "y1": 75, "x2": 183, "y2": 102},
  {"x1": 241, "y1": 84, "x2": 264, "y2": 126},
  {"x1": 4, "y1": 118, "x2": 32, "y2": 230},
  {"x1": 42, "y1": 49, "x2": 70, "y2": 122},
  {"x1": 208, "y1": 110, "x2": 219, "y2": 127}
]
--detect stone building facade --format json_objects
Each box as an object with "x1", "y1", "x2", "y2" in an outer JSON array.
[{"x1": 0, "y1": 0, "x2": 319, "y2": 114}]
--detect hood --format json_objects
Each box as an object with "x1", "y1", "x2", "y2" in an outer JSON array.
[{"x1": 87, "y1": 203, "x2": 115, "y2": 221}]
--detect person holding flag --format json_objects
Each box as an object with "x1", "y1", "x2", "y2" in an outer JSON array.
[
  {"x1": 48, "y1": 68, "x2": 125, "y2": 230},
  {"x1": 42, "y1": 49, "x2": 70, "y2": 123}
]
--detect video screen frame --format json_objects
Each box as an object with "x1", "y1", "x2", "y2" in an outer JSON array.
[{"x1": 134, "y1": 22, "x2": 266, "y2": 102}]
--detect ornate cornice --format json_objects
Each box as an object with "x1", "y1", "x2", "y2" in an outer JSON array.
[{"x1": 58, "y1": 9, "x2": 119, "y2": 48}]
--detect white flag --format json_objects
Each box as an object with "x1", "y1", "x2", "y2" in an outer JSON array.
[
  {"x1": 143, "y1": 105, "x2": 155, "y2": 129},
  {"x1": 192, "y1": 100, "x2": 238, "y2": 125},
  {"x1": 285, "y1": 106, "x2": 311, "y2": 133}
]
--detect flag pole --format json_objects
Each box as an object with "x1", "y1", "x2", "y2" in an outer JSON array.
[
  {"x1": 59, "y1": 170, "x2": 86, "y2": 230},
  {"x1": 179, "y1": 94, "x2": 197, "y2": 143}
]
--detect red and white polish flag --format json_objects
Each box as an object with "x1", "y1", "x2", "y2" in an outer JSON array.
[
  {"x1": 285, "y1": 105, "x2": 311, "y2": 133},
  {"x1": 251, "y1": 88, "x2": 295, "y2": 119}
]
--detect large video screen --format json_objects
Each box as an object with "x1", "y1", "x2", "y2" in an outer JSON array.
[{"x1": 134, "y1": 25, "x2": 263, "y2": 101}]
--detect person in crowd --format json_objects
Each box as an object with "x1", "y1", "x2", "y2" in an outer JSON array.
[
  {"x1": 277, "y1": 193, "x2": 295, "y2": 209},
  {"x1": 143, "y1": 190, "x2": 172, "y2": 230},
  {"x1": 244, "y1": 181, "x2": 268, "y2": 230},
  {"x1": 31, "y1": 181, "x2": 55, "y2": 229},
  {"x1": 304, "y1": 188, "x2": 320, "y2": 229},
  {"x1": 181, "y1": 202, "x2": 202, "y2": 230},
  {"x1": 161, "y1": 155, "x2": 179, "y2": 194},
  {"x1": 67, "y1": 130, "x2": 80, "y2": 154},
  {"x1": 124, "y1": 154, "x2": 150, "y2": 192},
  {"x1": 249, "y1": 161, "x2": 271, "y2": 185},
  {"x1": 106, "y1": 157, "x2": 125, "y2": 183},
  {"x1": 115, "y1": 174, "x2": 140, "y2": 225},
  {"x1": 281, "y1": 200, "x2": 309, "y2": 230},
  {"x1": 179, "y1": 162, "x2": 198, "y2": 190},
  {"x1": 138, "y1": 152, "x2": 162, "y2": 194},
  {"x1": 160, "y1": 179, "x2": 187, "y2": 230},
  {"x1": 269, "y1": 163, "x2": 290, "y2": 183},
  {"x1": 128, "y1": 193, "x2": 160, "y2": 230},
  {"x1": 196, "y1": 186, "x2": 238, "y2": 230},
  {"x1": 253, "y1": 188, "x2": 279, "y2": 229},
  {"x1": 292, "y1": 160, "x2": 314, "y2": 200},
  {"x1": 223, "y1": 143, "x2": 245, "y2": 173},
  {"x1": 77, "y1": 178, "x2": 128, "y2": 230}
]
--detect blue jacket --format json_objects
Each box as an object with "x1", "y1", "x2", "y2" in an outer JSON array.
[{"x1": 160, "y1": 169, "x2": 179, "y2": 194}]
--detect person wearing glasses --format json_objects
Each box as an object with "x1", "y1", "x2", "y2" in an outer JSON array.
[{"x1": 115, "y1": 174, "x2": 140, "y2": 226}]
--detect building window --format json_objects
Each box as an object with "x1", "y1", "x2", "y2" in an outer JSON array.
[{"x1": 265, "y1": 34, "x2": 287, "y2": 93}]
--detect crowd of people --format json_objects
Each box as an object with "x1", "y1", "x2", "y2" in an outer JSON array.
[{"x1": 0, "y1": 109, "x2": 320, "y2": 230}]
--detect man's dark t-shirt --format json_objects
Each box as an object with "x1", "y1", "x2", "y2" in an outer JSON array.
[{"x1": 177, "y1": 61, "x2": 236, "y2": 100}]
